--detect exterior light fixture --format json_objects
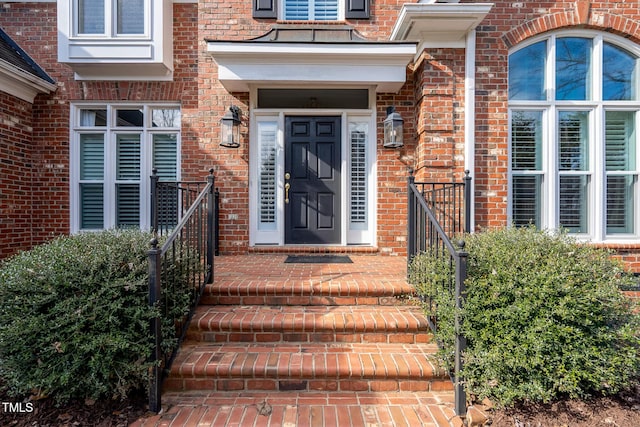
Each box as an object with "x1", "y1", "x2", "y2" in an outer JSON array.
[
  {"x1": 383, "y1": 106, "x2": 404, "y2": 148},
  {"x1": 220, "y1": 105, "x2": 242, "y2": 148}
]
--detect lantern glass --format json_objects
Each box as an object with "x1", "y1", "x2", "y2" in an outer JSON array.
[
  {"x1": 383, "y1": 107, "x2": 404, "y2": 148},
  {"x1": 220, "y1": 106, "x2": 241, "y2": 148},
  {"x1": 221, "y1": 117, "x2": 234, "y2": 146}
]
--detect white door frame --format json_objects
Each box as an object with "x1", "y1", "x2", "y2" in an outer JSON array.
[{"x1": 248, "y1": 88, "x2": 377, "y2": 247}]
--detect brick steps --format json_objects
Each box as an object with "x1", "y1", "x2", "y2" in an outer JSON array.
[
  {"x1": 201, "y1": 278, "x2": 414, "y2": 306},
  {"x1": 164, "y1": 255, "x2": 453, "y2": 414},
  {"x1": 164, "y1": 343, "x2": 451, "y2": 393},
  {"x1": 185, "y1": 305, "x2": 431, "y2": 344}
]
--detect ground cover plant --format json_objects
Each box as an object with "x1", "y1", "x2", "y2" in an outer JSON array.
[
  {"x1": 410, "y1": 227, "x2": 640, "y2": 408},
  {"x1": 0, "y1": 229, "x2": 198, "y2": 406}
]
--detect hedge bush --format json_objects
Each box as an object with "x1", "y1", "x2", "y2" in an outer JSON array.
[
  {"x1": 410, "y1": 227, "x2": 640, "y2": 407},
  {"x1": 0, "y1": 230, "x2": 196, "y2": 403}
]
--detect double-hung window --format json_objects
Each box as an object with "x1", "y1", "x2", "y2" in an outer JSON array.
[
  {"x1": 508, "y1": 32, "x2": 640, "y2": 240},
  {"x1": 71, "y1": 104, "x2": 180, "y2": 232},
  {"x1": 76, "y1": 0, "x2": 146, "y2": 36},
  {"x1": 284, "y1": 0, "x2": 340, "y2": 20},
  {"x1": 254, "y1": 0, "x2": 369, "y2": 20}
]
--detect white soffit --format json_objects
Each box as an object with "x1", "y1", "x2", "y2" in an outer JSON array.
[
  {"x1": 207, "y1": 42, "x2": 417, "y2": 93},
  {"x1": 390, "y1": 3, "x2": 494, "y2": 50}
]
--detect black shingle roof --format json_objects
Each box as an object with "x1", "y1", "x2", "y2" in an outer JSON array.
[{"x1": 0, "y1": 26, "x2": 54, "y2": 84}]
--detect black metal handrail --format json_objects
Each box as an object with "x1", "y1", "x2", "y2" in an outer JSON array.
[
  {"x1": 147, "y1": 169, "x2": 215, "y2": 413},
  {"x1": 407, "y1": 172, "x2": 470, "y2": 417}
]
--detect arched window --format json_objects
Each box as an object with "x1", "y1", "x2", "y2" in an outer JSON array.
[{"x1": 508, "y1": 32, "x2": 640, "y2": 241}]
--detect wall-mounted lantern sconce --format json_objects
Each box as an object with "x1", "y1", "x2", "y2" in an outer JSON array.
[
  {"x1": 220, "y1": 105, "x2": 242, "y2": 148},
  {"x1": 383, "y1": 106, "x2": 404, "y2": 148}
]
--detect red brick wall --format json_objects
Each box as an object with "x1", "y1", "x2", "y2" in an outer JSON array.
[
  {"x1": 413, "y1": 49, "x2": 467, "y2": 183},
  {"x1": 0, "y1": 93, "x2": 34, "y2": 258}
]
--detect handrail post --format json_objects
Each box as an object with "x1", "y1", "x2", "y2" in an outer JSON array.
[
  {"x1": 463, "y1": 170, "x2": 472, "y2": 234},
  {"x1": 148, "y1": 237, "x2": 162, "y2": 414},
  {"x1": 407, "y1": 172, "x2": 416, "y2": 270},
  {"x1": 206, "y1": 169, "x2": 215, "y2": 284},
  {"x1": 215, "y1": 188, "x2": 220, "y2": 256},
  {"x1": 454, "y1": 240, "x2": 468, "y2": 417},
  {"x1": 150, "y1": 168, "x2": 159, "y2": 233}
]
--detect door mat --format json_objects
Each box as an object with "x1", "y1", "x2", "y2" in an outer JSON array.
[{"x1": 284, "y1": 255, "x2": 353, "y2": 264}]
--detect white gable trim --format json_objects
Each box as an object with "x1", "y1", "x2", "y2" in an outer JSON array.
[{"x1": 0, "y1": 61, "x2": 56, "y2": 102}]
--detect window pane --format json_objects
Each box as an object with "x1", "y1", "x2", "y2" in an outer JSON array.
[
  {"x1": 509, "y1": 41, "x2": 546, "y2": 101},
  {"x1": 80, "y1": 134, "x2": 104, "y2": 180},
  {"x1": 152, "y1": 134, "x2": 178, "y2": 180},
  {"x1": 606, "y1": 111, "x2": 636, "y2": 171},
  {"x1": 314, "y1": 0, "x2": 339, "y2": 20},
  {"x1": 80, "y1": 109, "x2": 107, "y2": 127},
  {"x1": 607, "y1": 175, "x2": 635, "y2": 234},
  {"x1": 116, "y1": 135, "x2": 141, "y2": 180},
  {"x1": 606, "y1": 111, "x2": 636, "y2": 235},
  {"x1": 603, "y1": 43, "x2": 637, "y2": 101},
  {"x1": 512, "y1": 175, "x2": 542, "y2": 228},
  {"x1": 153, "y1": 134, "x2": 179, "y2": 230},
  {"x1": 116, "y1": 109, "x2": 144, "y2": 127},
  {"x1": 80, "y1": 183, "x2": 104, "y2": 229},
  {"x1": 559, "y1": 175, "x2": 589, "y2": 233},
  {"x1": 350, "y1": 123, "x2": 367, "y2": 228},
  {"x1": 116, "y1": 184, "x2": 140, "y2": 227},
  {"x1": 285, "y1": 0, "x2": 310, "y2": 19},
  {"x1": 258, "y1": 122, "x2": 277, "y2": 230},
  {"x1": 117, "y1": 0, "x2": 144, "y2": 34},
  {"x1": 556, "y1": 38, "x2": 591, "y2": 100},
  {"x1": 78, "y1": 0, "x2": 104, "y2": 34},
  {"x1": 511, "y1": 110, "x2": 542, "y2": 170},
  {"x1": 558, "y1": 111, "x2": 589, "y2": 171},
  {"x1": 151, "y1": 108, "x2": 181, "y2": 128}
]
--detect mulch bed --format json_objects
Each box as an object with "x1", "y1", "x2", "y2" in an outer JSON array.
[
  {"x1": 0, "y1": 388, "x2": 150, "y2": 427},
  {"x1": 488, "y1": 385, "x2": 640, "y2": 427}
]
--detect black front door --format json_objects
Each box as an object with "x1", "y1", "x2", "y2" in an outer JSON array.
[{"x1": 285, "y1": 116, "x2": 341, "y2": 244}]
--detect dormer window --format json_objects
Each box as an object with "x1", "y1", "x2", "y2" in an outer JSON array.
[{"x1": 77, "y1": 0, "x2": 145, "y2": 36}]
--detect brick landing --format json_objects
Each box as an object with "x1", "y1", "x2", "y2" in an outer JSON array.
[{"x1": 131, "y1": 255, "x2": 462, "y2": 426}]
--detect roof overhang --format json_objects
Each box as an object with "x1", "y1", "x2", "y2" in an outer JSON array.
[
  {"x1": 391, "y1": 2, "x2": 493, "y2": 51},
  {"x1": 207, "y1": 41, "x2": 417, "y2": 93},
  {"x1": 0, "y1": 61, "x2": 57, "y2": 103}
]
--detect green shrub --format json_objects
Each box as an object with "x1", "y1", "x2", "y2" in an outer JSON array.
[
  {"x1": 0, "y1": 230, "x2": 197, "y2": 403},
  {"x1": 410, "y1": 227, "x2": 640, "y2": 407}
]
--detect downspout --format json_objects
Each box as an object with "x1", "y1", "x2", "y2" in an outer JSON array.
[{"x1": 464, "y1": 29, "x2": 476, "y2": 233}]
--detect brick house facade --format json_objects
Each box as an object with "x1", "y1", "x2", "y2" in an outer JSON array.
[{"x1": 0, "y1": 0, "x2": 639, "y2": 272}]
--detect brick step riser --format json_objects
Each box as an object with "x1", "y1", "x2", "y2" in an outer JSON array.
[
  {"x1": 200, "y1": 295, "x2": 406, "y2": 306},
  {"x1": 163, "y1": 378, "x2": 453, "y2": 393},
  {"x1": 183, "y1": 332, "x2": 432, "y2": 344}
]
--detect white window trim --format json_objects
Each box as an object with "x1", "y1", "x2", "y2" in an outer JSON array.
[
  {"x1": 70, "y1": 103, "x2": 181, "y2": 233},
  {"x1": 508, "y1": 30, "x2": 640, "y2": 243}
]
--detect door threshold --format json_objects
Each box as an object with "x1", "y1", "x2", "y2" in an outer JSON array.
[{"x1": 248, "y1": 245, "x2": 378, "y2": 255}]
